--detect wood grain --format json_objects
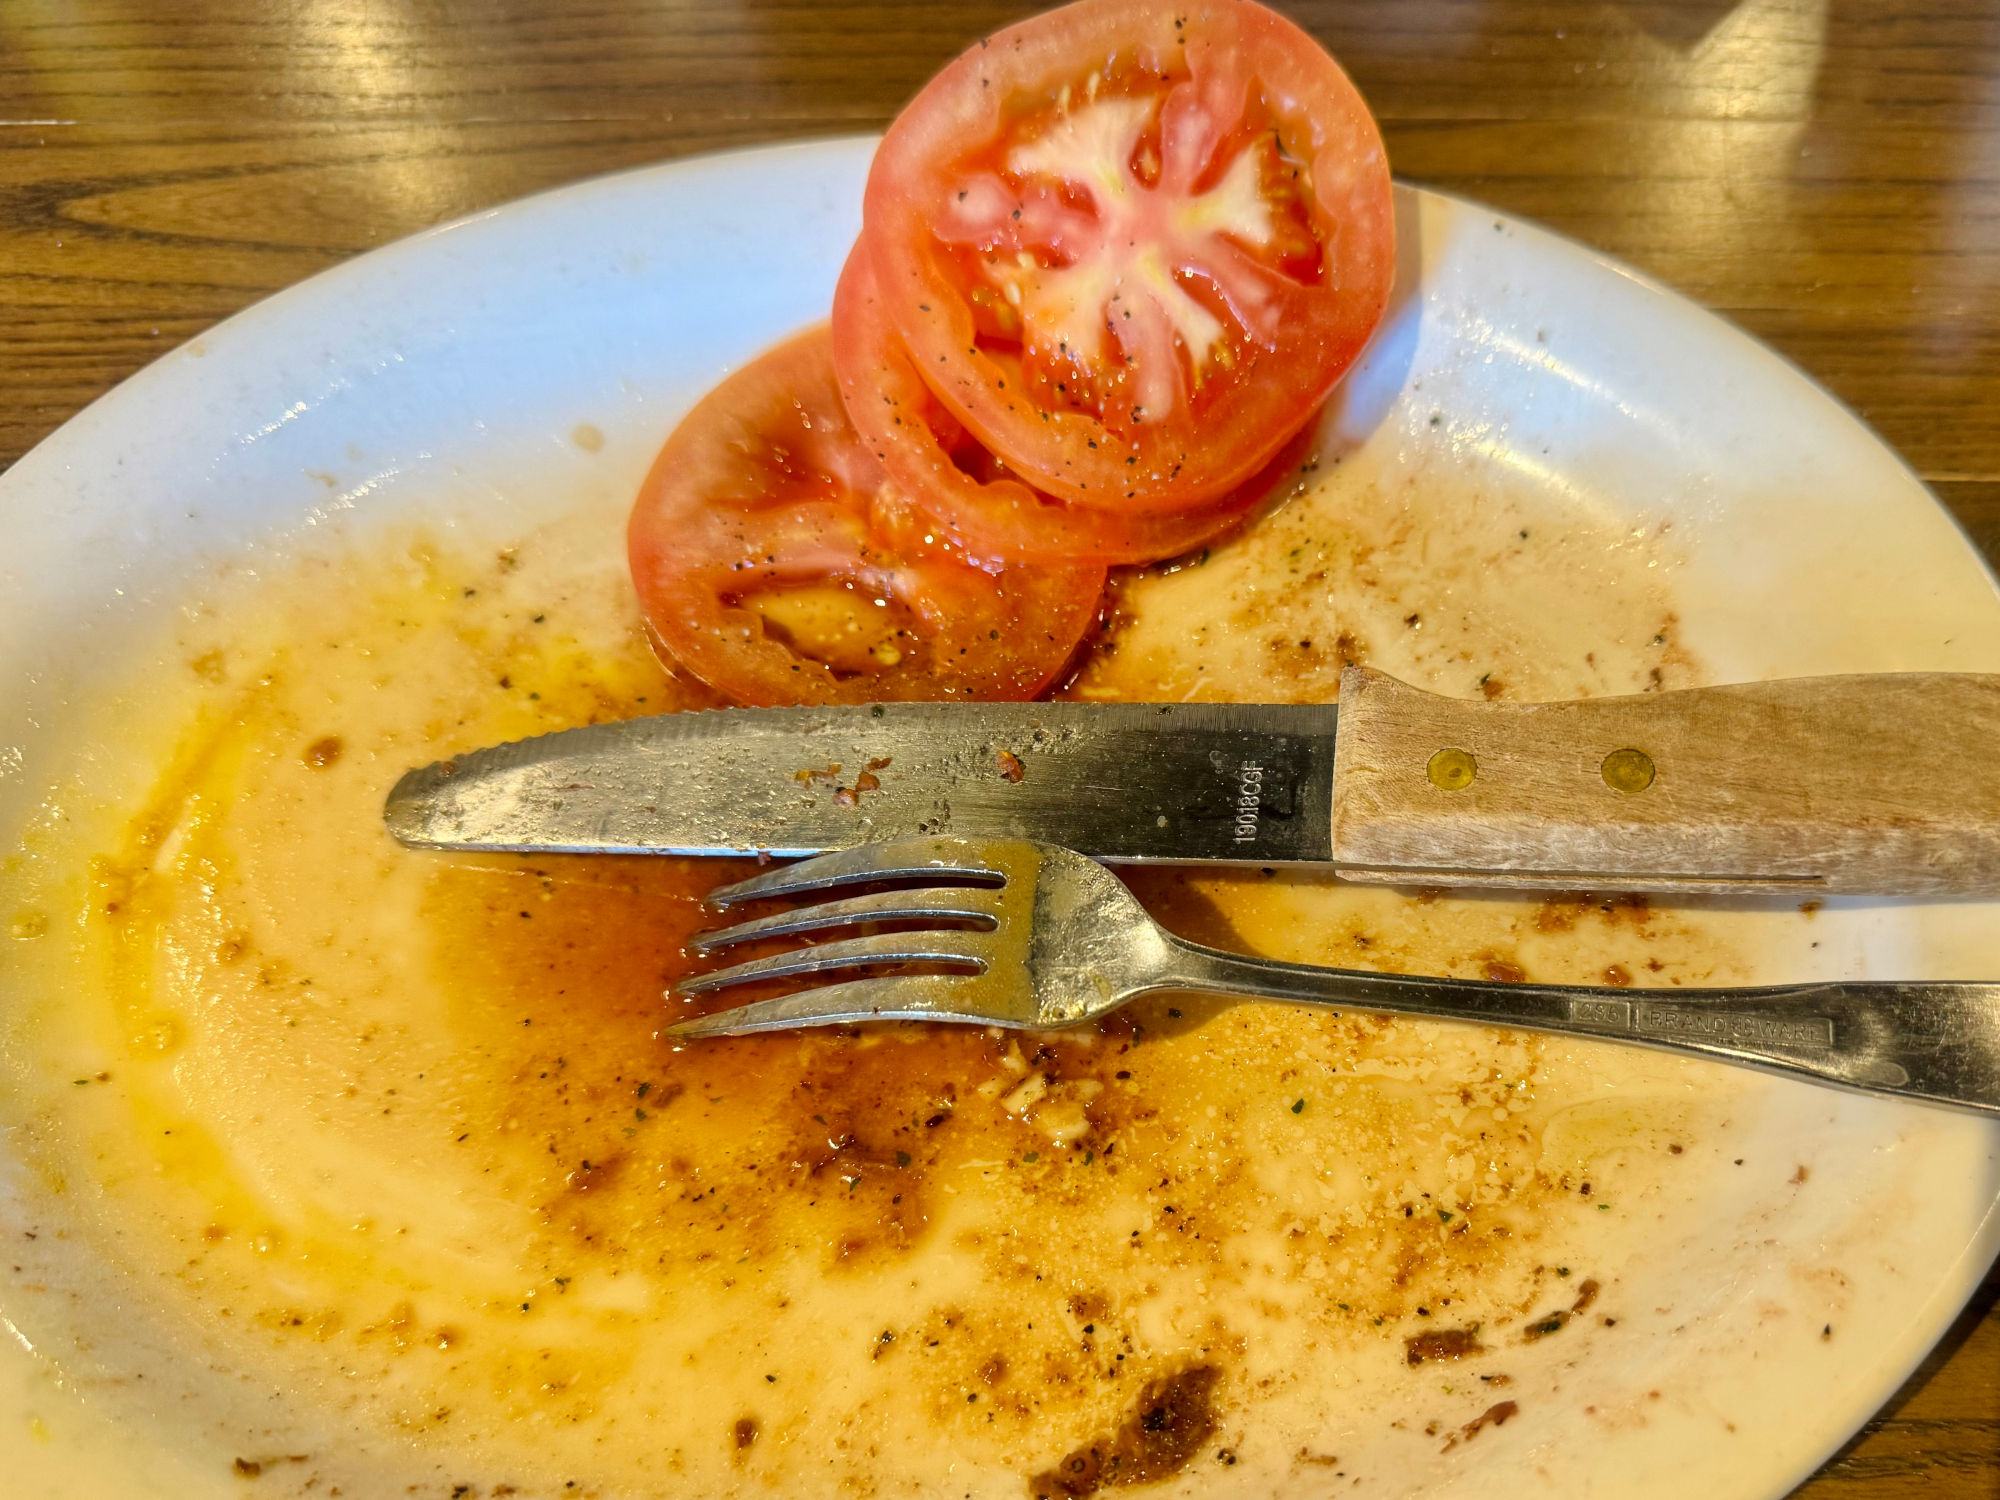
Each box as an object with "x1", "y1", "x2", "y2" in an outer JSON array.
[
  {"x1": 3, "y1": 1, "x2": 1999, "y2": 1495},
  {"x1": 1329, "y1": 667, "x2": 2000, "y2": 894}
]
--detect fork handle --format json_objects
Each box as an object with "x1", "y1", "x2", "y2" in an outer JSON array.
[
  {"x1": 1327, "y1": 666, "x2": 2000, "y2": 895},
  {"x1": 1157, "y1": 937, "x2": 2000, "y2": 1113}
]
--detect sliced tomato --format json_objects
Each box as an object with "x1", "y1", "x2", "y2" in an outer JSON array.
[
  {"x1": 628, "y1": 325, "x2": 1105, "y2": 706},
  {"x1": 831, "y1": 243, "x2": 1279, "y2": 566},
  {"x1": 862, "y1": 0, "x2": 1392, "y2": 512}
]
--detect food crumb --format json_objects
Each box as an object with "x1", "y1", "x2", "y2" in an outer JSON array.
[
  {"x1": 1443, "y1": 1400, "x2": 1518, "y2": 1451},
  {"x1": 1405, "y1": 1327, "x2": 1483, "y2": 1366}
]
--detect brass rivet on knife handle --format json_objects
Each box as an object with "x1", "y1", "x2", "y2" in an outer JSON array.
[
  {"x1": 1327, "y1": 664, "x2": 2000, "y2": 896},
  {"x1": 1427, "y1": 747, "x2": 1477, "y2": 791},
  {"x1": 1600, "y1": 747, "x2": 1655, "y2": 794}
]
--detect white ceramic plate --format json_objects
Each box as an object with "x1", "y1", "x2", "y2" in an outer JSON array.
[{"x1": 4, "y1": 137, "x2": 2000, "y2": 1499}]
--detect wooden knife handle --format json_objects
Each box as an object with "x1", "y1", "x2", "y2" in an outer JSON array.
[{"x1": 1327, "y1": 666, "x2": 2000, "y2": 896}]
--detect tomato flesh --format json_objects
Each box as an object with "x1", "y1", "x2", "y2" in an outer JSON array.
[
  {"x1": 831, "y1": 244, "x2": 1286, "y2": 566},
  {"x1": 628, "y1": 325, "x2": 1106, "y2": 706},
  {"x1": 940, "y1": 84, "x2": 1320, "y2": 433},
  {"x1": 863, "y1": 0, "x2": 1393, "y2": 511}
]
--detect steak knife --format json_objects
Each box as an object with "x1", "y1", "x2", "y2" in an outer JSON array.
[{"x1": 384, "y1": 666, "x2": 2000, "y2": 897}]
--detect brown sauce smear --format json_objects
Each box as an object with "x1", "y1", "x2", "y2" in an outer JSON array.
[{"x1": 1028, "y1": 1365, "x2": 1221, "y2": 1499}]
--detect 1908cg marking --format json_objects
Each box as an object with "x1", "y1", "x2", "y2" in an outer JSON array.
[{"x1": 1232, "y1": 761, "x2": 1265, "y2": 844}]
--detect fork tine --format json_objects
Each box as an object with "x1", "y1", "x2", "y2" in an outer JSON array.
[
  {"x1": 706, "y1": 838, "x2": 1003, "y2": 909},
  {"x1": 664, "y1": 974, "x2": 996, "y2": 1038},
  {"x1": 676, "y1": 929, "x2": 990, "y2": 995},
  {"x1": 689, "y1": 885, "x2": 1004, "y2": 954}
]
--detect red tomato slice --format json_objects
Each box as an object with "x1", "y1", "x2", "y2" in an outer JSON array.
[
  {"x1": 862, "y1": 0, "x2": 1392, "y2": 512},
  {"x1": 831, "y1": 243, "x2": 1277, "y2": 566},
  {"x1": 628, "y1": 325, "x2": 1105, "y2": 706}
]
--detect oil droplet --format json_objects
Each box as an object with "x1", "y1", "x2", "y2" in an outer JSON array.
[{"x1": 571, "y1": 423, "x2": 605, "y2": 453}]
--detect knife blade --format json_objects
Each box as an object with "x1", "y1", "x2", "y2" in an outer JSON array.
[
  {"x1": 385, "y1": 699, "x2": 1341, "y2": 864},
  {"x1": 384, "y1": 667, "x2": 2000, "y2": 896}
]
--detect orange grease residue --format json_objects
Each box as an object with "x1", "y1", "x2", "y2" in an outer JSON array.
[
  {"x1": 423, "y1": 846, "x2": 1166, "y2": 1278},
  {"x1": 28, "y1": 519, "x2": 1739, "y2": 1498}
]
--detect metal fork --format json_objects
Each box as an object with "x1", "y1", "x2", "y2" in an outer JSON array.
[{"x1": 665, "y1": 837, "x2": 2000, "y2": 1114}]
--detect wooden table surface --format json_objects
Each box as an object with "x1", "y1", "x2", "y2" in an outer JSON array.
[{"x1": 4, "y1": 0, "x2": 1998, "y2": 1493}]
